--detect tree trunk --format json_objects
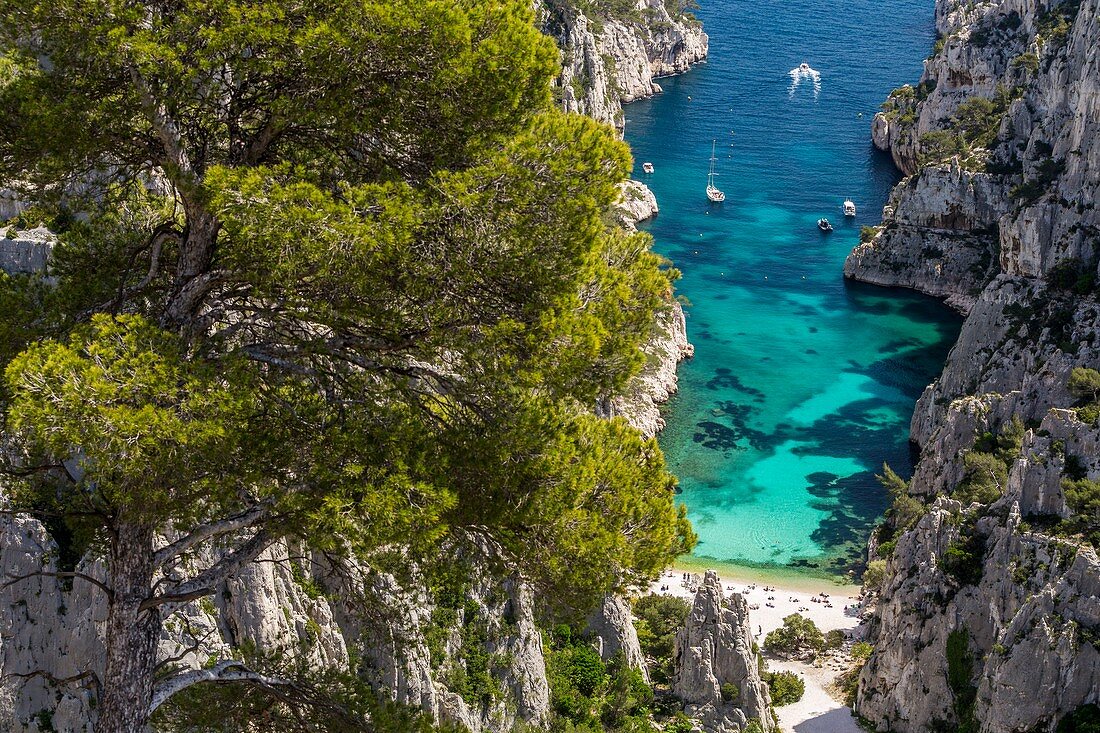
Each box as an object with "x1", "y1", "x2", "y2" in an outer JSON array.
[{"x1": 97, "y1": 520, "x2": 161, "y2": 733}]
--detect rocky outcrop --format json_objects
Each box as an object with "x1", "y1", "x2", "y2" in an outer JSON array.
[
  {"x1": 848, "y1": 0, "x2": 1100, "y2": 730},
  {"x1": 599, "y1": 300, "x2": 694, "y2": 439},
  {"x1": 586, "y1": 594, "x2": 650, "y2": 683},
  {"x1": 0, "y1": 227, "x2": 54, "y2": 275},
  {"x1": 616, "y1": 179, "x2": 659, "y2": 230},
  {"x1": 542, "y1": 0, "x2": 707, "y2": 130},
  {"x1": 844, "y1": 164, "x2": 1006, "y2": 312},
  {"x1": 672, "y1": 570, "x2": 774, "y2": 733}
]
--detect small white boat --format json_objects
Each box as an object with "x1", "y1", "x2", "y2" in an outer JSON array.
[
  {"x1": 799, "y1": 62, "x2": 812, "y2": 72},
  {"x1": 642, "y1": 162, "x2": 655, "y2": 174},
  {"x1": 706, "y1": 140, "x2": 725, "y2": 203},
  {"x1": 818, "y1": 218, "x2": 834, "y2": 232},
  {"x1": 844, "y1": 199, "x2": 857, "y2": 217}
]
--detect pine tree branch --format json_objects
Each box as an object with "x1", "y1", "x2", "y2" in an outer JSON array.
[
  {"x1": 143, "y1": 529, "x2": 274, "y2": 615},
  {"x1": 149, "y1": 660, "x2": 290, "y2": 714},
  {"x1": 2, "y1": 570, "x2": 112, "y2": 599},
  {"x1": 153, "y1": 501, "x2": 273, "y2": 569}
]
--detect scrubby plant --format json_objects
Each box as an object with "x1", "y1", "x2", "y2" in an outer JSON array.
[
  {"x1": 825, "y1": 629, "x2": 846, "y2": 650},
  {"x1": 764, "y1": 614, "x2": 825, "y2": 659},
  {"x1": 764, "y1": 671, "x2": 805, "y2": 706},
  {"x1": 633, "y1": 594, "x2": 691, "y2": 685},
  {"x1": 863, "y1": 560, "x2": 887, "y2": 590}
]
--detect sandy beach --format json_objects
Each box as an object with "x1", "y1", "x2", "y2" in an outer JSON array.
[{"x1": 650, "y1": 565, "x2": 870, "y2": 733}]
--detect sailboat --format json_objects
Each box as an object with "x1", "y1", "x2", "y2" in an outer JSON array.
[{"x1": 706, "y1": 139, "x2": 725, "y2": 202}]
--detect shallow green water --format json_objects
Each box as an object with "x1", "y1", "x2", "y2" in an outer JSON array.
[{"x1": 625, "y1": 0, "x2": 962, "y2": 580}]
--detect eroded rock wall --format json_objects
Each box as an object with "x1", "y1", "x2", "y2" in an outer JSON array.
[
  {"x1": 542, "y1": 0, "x2": 707, "y2": 131},
  {"x1": 847, "y1": 0, "x2": 1100, "y2": 730},
  {"x1": 672, "y1": 570, "x2": 774, "y2": 733}
]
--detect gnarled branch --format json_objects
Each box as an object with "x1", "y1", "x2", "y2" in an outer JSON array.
[{"x1": 153, "y1": 501, "x2": 273, "y2": 569}]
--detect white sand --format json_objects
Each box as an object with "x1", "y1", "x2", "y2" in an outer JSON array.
[{"x1": 650, "y1": 567, "x2": 871, "y2": 733}]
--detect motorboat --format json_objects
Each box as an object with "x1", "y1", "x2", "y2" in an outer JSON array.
[
  {"x1": 799, "y1": 62, "x2": 812, "y2": 72},
  {"x1": 642, "y1": 162, "x2": 654, "y2": 174},
  {"x1": 706, "y1": 140, "x2": 725, "y2": 202},
  {"x1": 818, "y1": 218, "x2": 834, "y2": 232},
  {"x1": 844, "y1": 199, "x2": 857, "y2": 217}
]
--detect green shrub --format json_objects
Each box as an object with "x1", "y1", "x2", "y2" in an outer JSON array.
[
  {"x1": 878, "y1": 462, "x2": 927, "y2": 532},
  {"x1": 919, "y1": 130, "x2": 966, "y2": 167},
  {"x1": 764, "y1": 614, "x2": 825, "y2": 658},
  {"x1": 825, "y1": 629, "x2": 846, "y2": 650},
  {"x1": 863, "y1": 559, "x2": 887, "y2": 590},
  {"x1": 851, "y1": 641, "x2": 874, "y2": 660},
  {"x1": 1057, "y1": 704, "x2": 1100, "y2": 733},
  {"x1": 1062, "y1": 478, "x2": 1100, "y2": 546},
  {"x1": 943, "y1": 535, "x2": 985, "y2": 586},
  {"x1": 1069, "y1": 367, "x2": 1100, "y2": 403},
  {"x1": 1012, "y1": 52, "x2": 1039, "y2": 73},
  {"x1": 859, "y1": 225, "x2": 880, "y2": 244},
  {"x1": 720, "y1": 682, "x2": 740, "y2": 702},
  {"x1": 946, "y1": 629, "x2": 978, "y2": 733},
  {"x1": 765, "y1": 670, "x2": 805, "y2": 706},
  {"x1": 633, "y1": 594, "x2": 690, "y2": 685}
]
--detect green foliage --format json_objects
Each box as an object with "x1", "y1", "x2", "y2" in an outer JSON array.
[
  {"x1": 836, "y1": 665, "x2": 862, "y2": 708},
  {"x1": 0, "y1": 0, "x2": 696, "y2": 725},
  {"x1": 952, "y1": 96, "x2": 1001, "y2": 149},
  {"x1": 859, "y1": 225, "x2": 881, "y2": 244},
  {"x1": 720, "y1": 682, "x2": 740, "y2": 702},
  {"x1": 633, "y1": 594, "x2": 691, "y2": 685},
  {"x1": 1061, "y1": 478, "x2": 1100, "y2": 547},
  {"x1": 1012, "y1": 52, "x2": 1040, "y2": 74},
  {"x1": 545, "y1": 632, "x2": 658, "y2": 733},
  {"x1": 825, "y1": 629, "x2": 846, "y2": 650},
  {"x1": 1012, "y1": 157, "x2": 1066, "y2": 204},
  {"x1": 1057, "y1": 704, "x2": 1100, "y2": 733},
  {"x1": 764, "y1": 614, "x2": 825, "y2": 659},
  {"x1": 878, "y1": 462, "x2": 926, "y2": 533},
  {"x1": 764, "y1": 671, "x2": 805, "y2": 706},
  {"x1": 851, "y1": 642, "x2": 874, "y2": 660},
  {"x1": 956, "y1": 416, "x2": 1024, "y2": 505},
  {"x1": 154, "y1": 661, "x2": 459, "y2": 733},
  {"x1": 1037, "y1": 0, "x2": 1082, "y2": 49},
  {"x1": 862, "y1": 560, "x2": 887, "y2": 590},
  {"x1": 1047, "y1": 260, "x2": 1099, "y2": 296},
  {"x1": 943, "y1": 528, "x2": 986, "y2": 587},
  {"x1": 1069, "y1": 368, "x2": 1100, "y2": 403},
  {"x1": 919, "y1": 130, "x2": 967, "y2": 168},
  {"x1": 946, "y1": 629, "x2": 978, "y2": 733}
]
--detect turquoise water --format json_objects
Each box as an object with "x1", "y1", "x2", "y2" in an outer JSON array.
[{"x1": 625, "y1": 0, "x2": 962, "y2": 580}]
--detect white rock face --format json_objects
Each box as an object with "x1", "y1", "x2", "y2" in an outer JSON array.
[
  {"x1": 847, "y1": 0, "x2": 1100, "y2": 730},
  {"x1": 543, "y1": 0, "x2": 707, "y2": 131},
  {"x1": 598, "y1": 299, "x2": 694, "y2": 439},
  {"x1": 0, "y1": 227, "x2": 54, "y2": 275},
  {"x1": 616, "y1": 179, "x2": 659, "y2": 230},
  {"x1": 585, "y1": 594, "x2": 651, "y2": 683},
  {"x1": 845, "y1": 163, "x2": 1006, "y2": 312},
  {"x1": 672, "y1": 570, "x2": 774, "y2": 733}
]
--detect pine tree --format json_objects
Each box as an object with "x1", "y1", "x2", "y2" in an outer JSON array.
[{"x1": 0, "y1": 1, "x2": 694, "y2": 728}]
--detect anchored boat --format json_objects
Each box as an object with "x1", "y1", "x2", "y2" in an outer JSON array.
[
  {"x1": 706, "y1": 140, "x2": 725, "y2": 203},
  {"x1": 844, "y1": 199, "x2": 857, "y2": 217}
]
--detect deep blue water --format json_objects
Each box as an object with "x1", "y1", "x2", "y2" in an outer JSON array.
[{"x1": 625, "y1": 0, "x2": 962, "y2": 581}]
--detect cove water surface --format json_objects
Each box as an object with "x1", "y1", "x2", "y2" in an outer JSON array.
[{"x1": 625, "y1": 0, "x2": 961, "y2": 582}]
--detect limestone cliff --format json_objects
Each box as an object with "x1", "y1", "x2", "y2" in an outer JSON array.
[
  {"x1": 846, "y1": 0, "x2": 1100, "y2": 730},
  {"x1": 541, "y1": 0, "x2": 707, "y2": 131}
]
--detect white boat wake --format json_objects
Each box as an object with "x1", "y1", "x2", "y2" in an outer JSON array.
[{"x1": 788, "y1": 63, "x2": 821, "y2": 99}]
